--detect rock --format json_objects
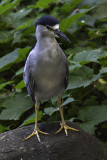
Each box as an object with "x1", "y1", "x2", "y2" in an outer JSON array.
[{"x1": 0, "y1": 121, "x2": 107, "y2": 160}]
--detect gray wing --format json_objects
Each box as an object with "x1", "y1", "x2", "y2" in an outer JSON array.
[
  {"x1": 58, "y1": 45, "x2": 69, "y2": 89},
  {"x1": 23, "y1": 54, "x2": 36, "y2": 102},
  {"x1": 64, "y1": 59, "x2": 69, "y2": 89}
]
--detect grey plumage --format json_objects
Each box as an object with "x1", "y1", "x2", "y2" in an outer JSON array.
[
  {"x1": 24, "y1": 25, "x2": 69, "y2": 102},
  {"x1": 23, "y1": 16, "x2": 79, "y2": 142}
]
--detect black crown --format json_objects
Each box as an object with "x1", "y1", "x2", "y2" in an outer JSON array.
[{"x1": 36, "y1": 15, "x2": 59, "y2": 27}]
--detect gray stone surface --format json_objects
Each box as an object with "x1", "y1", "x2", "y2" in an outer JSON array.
[{"x1": 0, "y1": 121, "x2": 107, "y2": 160}]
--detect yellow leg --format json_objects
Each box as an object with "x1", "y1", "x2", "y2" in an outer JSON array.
[
  {"x1": 55, "y1": 96, "x2": 79, "y2": 136},
  {"x1": 25, "y1": 98, "x2": 49, "y2": 142}
]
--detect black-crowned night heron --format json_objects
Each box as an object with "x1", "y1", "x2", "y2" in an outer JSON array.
[{"x1": 24, "y1": 15, "x2": 79, "y2": 142}]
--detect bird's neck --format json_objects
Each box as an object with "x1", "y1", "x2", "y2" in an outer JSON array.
[
  {"x1": 35, "y1": 25, "x2": 59, "y2": 53},
  {"x1": 36, "y1": 36, "x2": 57, "y2": 53}
]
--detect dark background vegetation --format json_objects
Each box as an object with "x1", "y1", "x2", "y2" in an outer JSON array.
[{"x1": 0, "y1": 0, "x2": 107, "y2": 145}]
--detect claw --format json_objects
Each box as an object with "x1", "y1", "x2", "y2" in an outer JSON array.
[
  {"x1": 55, "y1": 122, "x2": 79, "y2": 136},
  {"x1": 25, "y1": 128, "x2": 49, "y2": 142}
]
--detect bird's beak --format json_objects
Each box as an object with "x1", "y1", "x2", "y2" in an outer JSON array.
[{"x1": 55, "y1": 29, "x2": 71, "y2": 43}]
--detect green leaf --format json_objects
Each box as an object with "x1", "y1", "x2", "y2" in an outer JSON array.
[
  {"x1": 100, "y1": 67, "x2": 107, "y2": 74},
  {"x1": 0, "y1": 49, "x2": 19, "y2": 71},
  {"x1": 88, "y1": 27, "x2": 107, "y2": 39},
  {"x1": 79, "y1": 0, "x2": 106, "y2": 6},
  {"x1": 69, "y1": 63, "x2": 81, "y2": 71},
  {"x1": 29, "y1": 0, "x2": 56, "y2": 9},
  {"x1": 0, "y1": 124, "x2": 6, "y2": 134},
  {"x1": 0, "y1": 47, "x2": 31, "y2": 71},
  {"x1": 0, "y1": 0, "x2": 12, "y2": 5},
  {"x1": 15, "y1": 80, "x2": 25, "y2": 89},
  {"x1": 15, "y1": 47, "x2": 31, "y2": 62},
  {"x1": 44, "y1": 107, "x2": 58, "y2": 116},
  {"x1": 21, "y1": 111, "x2": 43, "y2": 126},
  {"x1": 99, "y1": 59, "x2": 107, "y2": 67},
  {"x1": 2, "y1": 8, "x2": 32, "y2": 29},
  {"x1": 80, "y1": 14, "x2": 96, "y2": 27},
  {"x1": 16, "y1": 19, "x2": 33, "y2": 30},
  {"x1": 12, "y1": 30, "x2": 22, "y2": 44},
  {"x1": 0, "y1": 81, "x2": 13, "y2": 90},
  {"x1": 15, "y1": 67, "x2": 24, "y2": 77},
  {"x1": 73, "y1": 49, "x2": 107, "y2": 65},
  {"x1": 0, "y1": 93, "x2": 32, "y2": 120},
  {"x1": 62, "y1": 97, "x2": 74, "y2": 106},
  {"x1": 10, "y1": 8, "x2": 32, "y2": 21},
  {"x1": 0, "y1": 31, "x2": 13, "y2": 43},
  {"x1": 0, "y1": 0, "x2": 21, "y2": 15},
  {"x1": 67, "y1": 66, "x2": 101, "y2": 90},
  {"x1": 60, "y1": 7, "x2": 95, "y2": 32},
  {"x1": 93, "y1": 3, "x2": 107, "y2": 19},
  {"x1": 60, "y1": 0, "x2": 83, "y2": 14},
  {"x1": 77, "y1": 105, "x2": 107, "y2": 134},
  {"x1": 51, "y1": 96, "x2": 58, "y2": 105}
]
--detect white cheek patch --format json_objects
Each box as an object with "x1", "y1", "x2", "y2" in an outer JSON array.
[{"x1": 53, "y1": 24, "x2": 59, "y2": 29}]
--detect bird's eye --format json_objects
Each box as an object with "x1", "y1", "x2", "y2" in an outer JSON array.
[
  {"x1": 46, "y1": 25, "x2": 51, "y2": 29},
  {"x1": 46, "y1": 25, "x2": 53, "y2": 30}
]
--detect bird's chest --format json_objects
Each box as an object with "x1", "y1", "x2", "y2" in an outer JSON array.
[
  {"x1": 32, "y1": 46, "x2": 65, "y2": 84},
  {"x1": 35, "y1": 46, "x2": 63, "y2": 75},
  {"x1": 41, "y1": 43, "x2": 60, "y2": 62}
]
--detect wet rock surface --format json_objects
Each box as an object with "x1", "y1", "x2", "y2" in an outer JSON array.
[{"x1": 0, "y1": 121, "x2": 107, "y2": 160}]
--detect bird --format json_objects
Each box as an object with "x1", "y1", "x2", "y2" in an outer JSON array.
[{"x1": 23, "y1": 15, "x2": 79, "y2": 142}]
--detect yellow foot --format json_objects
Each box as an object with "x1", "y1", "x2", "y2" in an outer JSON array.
[
  {"x1": 25, "y1": 128, "x2": 49, "y2": 142},
  {"x1": 55, "y1": 122, "x2": 79, "y2": 136}
]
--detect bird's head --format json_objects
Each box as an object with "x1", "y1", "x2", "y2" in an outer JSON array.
[{"x1": 36, "y1": 15, "x2": 70, "y2": 43}]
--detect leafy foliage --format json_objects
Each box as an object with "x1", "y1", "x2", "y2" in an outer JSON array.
[
  {"x1": 67, "y1": 66, "x2": 100, "y2": 89},
  {"x1": 77, "y1": 105, "x2": 107, "y2": 134},
  {"x1": 0, "y1": 0, "x2": 107, "y2": 144},
  {"x1": 0, "y1": 93, "x2": 32, "y2": 120}
]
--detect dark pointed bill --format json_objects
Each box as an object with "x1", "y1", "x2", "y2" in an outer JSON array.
[{"x1": 55, "y1": 29, "x2": 71, "y2": 43}]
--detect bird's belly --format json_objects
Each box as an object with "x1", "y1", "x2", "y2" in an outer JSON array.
[{"x1": 34, "y1": 62, "x2": 66, "y2": 100}]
